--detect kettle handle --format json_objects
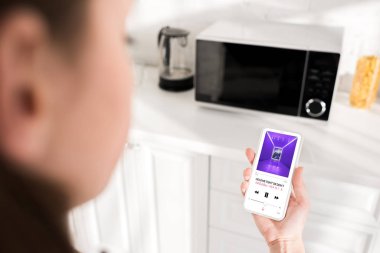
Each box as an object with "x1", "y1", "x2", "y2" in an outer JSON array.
[
  {"x1": 158, "y1": 26, "x2": 170, "y2": 68},
  {"x1": 157, "y1": 26, "x2": 168, "y2": 46}
]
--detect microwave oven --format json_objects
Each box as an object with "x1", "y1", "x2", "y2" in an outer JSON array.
[{"x1": 195, "y1": 21, "x2": 343, "y2": 121}]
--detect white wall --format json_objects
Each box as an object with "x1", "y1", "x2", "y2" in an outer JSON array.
[{"x1": 126, "y1": 0, "x2": 380, "y2": 94}]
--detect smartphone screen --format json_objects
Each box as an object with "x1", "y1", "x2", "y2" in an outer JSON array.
[{"x1": 244, "y1": 128, "x2": 302, "y2": 221}]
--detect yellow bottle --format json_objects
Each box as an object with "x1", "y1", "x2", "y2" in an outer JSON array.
[{"x1": 350, "y1": 55, "x2": 380, "y2": 108}]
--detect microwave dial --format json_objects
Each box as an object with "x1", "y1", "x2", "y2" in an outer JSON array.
[{"x1": 305, "y1": 98, "x2": 326, "y2": 118}]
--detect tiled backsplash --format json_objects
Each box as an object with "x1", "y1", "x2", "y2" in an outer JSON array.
[{"x1": 126, "y1": 0, "x2": 380, "y2": 95}]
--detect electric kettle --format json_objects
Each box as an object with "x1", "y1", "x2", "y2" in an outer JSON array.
[{"x1": 158, "y1": 26, "x2": 193, "y2": 91}]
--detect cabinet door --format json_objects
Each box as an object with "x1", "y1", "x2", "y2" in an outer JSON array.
[
  {"x1": 69, "y1": 144, "x2": 209, "y2": 253},
  {"x1": 69, "y1": 144, "x2": 159, "y2": 253},
  {"x1": 148, "y1": 145, "x2": 209, "y2": 253}
]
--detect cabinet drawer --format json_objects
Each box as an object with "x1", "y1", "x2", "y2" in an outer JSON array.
[
  {"x1": 209, "y1": 190, "x2": 373, "y2": 253},
  {"x1": 209, "y1": 227, "x2": 354, "y2": 253},
  {"x1": 210, "y1": 157, "x2": 248, "y2": 195},
  {"x1": 210, "y1": 157, "x2": 380, "y2": 224},
  {"x1": 209, "y1": 228, "x2": 267, "y2": 253}
]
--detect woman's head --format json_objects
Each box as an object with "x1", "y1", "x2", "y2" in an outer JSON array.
[{"x1": 0, "y1": 0, "x2": 132, "y2": 206}]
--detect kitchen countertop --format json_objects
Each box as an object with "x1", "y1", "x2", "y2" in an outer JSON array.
[{"x1": 129, "y1": 65, "x2": 380, "y2": 181}]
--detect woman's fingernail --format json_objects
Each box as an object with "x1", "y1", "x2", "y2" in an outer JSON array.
[{"x1": 244, "y1": 175, "x2": 250, "y2": 181}]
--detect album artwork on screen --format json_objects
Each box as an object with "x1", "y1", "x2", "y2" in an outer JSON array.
[{"x1": 257, "y1": 131, "x2": 298, "y2": 178}]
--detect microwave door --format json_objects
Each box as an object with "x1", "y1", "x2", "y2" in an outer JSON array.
[
  {"x1": 196, "y1": 41, "x2": 226, "y2": 102},
  {"x1": 221, "y1": 67, "x2": 282, "y2": 103},
  {"x1": 196, "y1": 40, "x2": 306, "y2": 116}
]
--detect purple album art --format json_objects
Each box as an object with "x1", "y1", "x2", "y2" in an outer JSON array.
[{"x1": 257, "y1": 131, "x2": 298, "y2": 177}]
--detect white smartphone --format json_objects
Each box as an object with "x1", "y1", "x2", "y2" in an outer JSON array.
[{"x1": 244, "y1": 128, "x2": 302, "y2": 221}]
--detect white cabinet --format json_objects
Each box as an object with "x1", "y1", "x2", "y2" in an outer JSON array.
[
  {"x1": 209, "y1": 156, "x2": 380, "y2": 253},
  {"x1": 69, "y1": 146, "x2": 380, "y2": 253},
  {"x1": 68, "y1": 144, "x2": 156, "y2": 253},
  {"x1": 69, "y1": 143, "x2": 209, "y2": 253},
  {"x1": 148, "y1": 145, "x2": 209, "y2": 253},
  {"x1": 69, "y1": 145, "x2": 380, "y2": 253}
]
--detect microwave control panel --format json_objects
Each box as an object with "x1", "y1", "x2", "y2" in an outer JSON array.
[{"x1": 300, "y1": 51, "x2": 340, "y2": 121}]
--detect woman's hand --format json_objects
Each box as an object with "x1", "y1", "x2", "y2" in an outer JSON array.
[{"x1": 240, "y1": 148, "x2": 309, "y2": 253}]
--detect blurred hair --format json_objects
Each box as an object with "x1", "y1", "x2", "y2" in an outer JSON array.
[
  {"x1": 0, "y1": 0, "x2": 87, "y2": 45},
  {"x1": 0, "y1": 155, "x2": 76, "y2": 253}
]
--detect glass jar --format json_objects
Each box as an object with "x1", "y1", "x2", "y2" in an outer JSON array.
[
  {"x1": 350, "y1": 36, "x2": 380, "y2": 109},
  {"x1": 350, "y1": 55, "x2": 380, "y2": 108}
]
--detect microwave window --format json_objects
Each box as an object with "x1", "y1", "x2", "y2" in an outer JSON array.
[{"x1": 196, "y1": 40, "x2": 307, "y2": 115}]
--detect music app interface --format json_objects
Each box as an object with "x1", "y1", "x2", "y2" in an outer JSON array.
[{"x1": 246, "y1": 131, "x2": 299, "y2": 218}]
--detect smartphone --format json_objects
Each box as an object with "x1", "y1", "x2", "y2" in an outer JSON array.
[{"x1": 244, "y1": 128, "x2": 302, "y2": 221}]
